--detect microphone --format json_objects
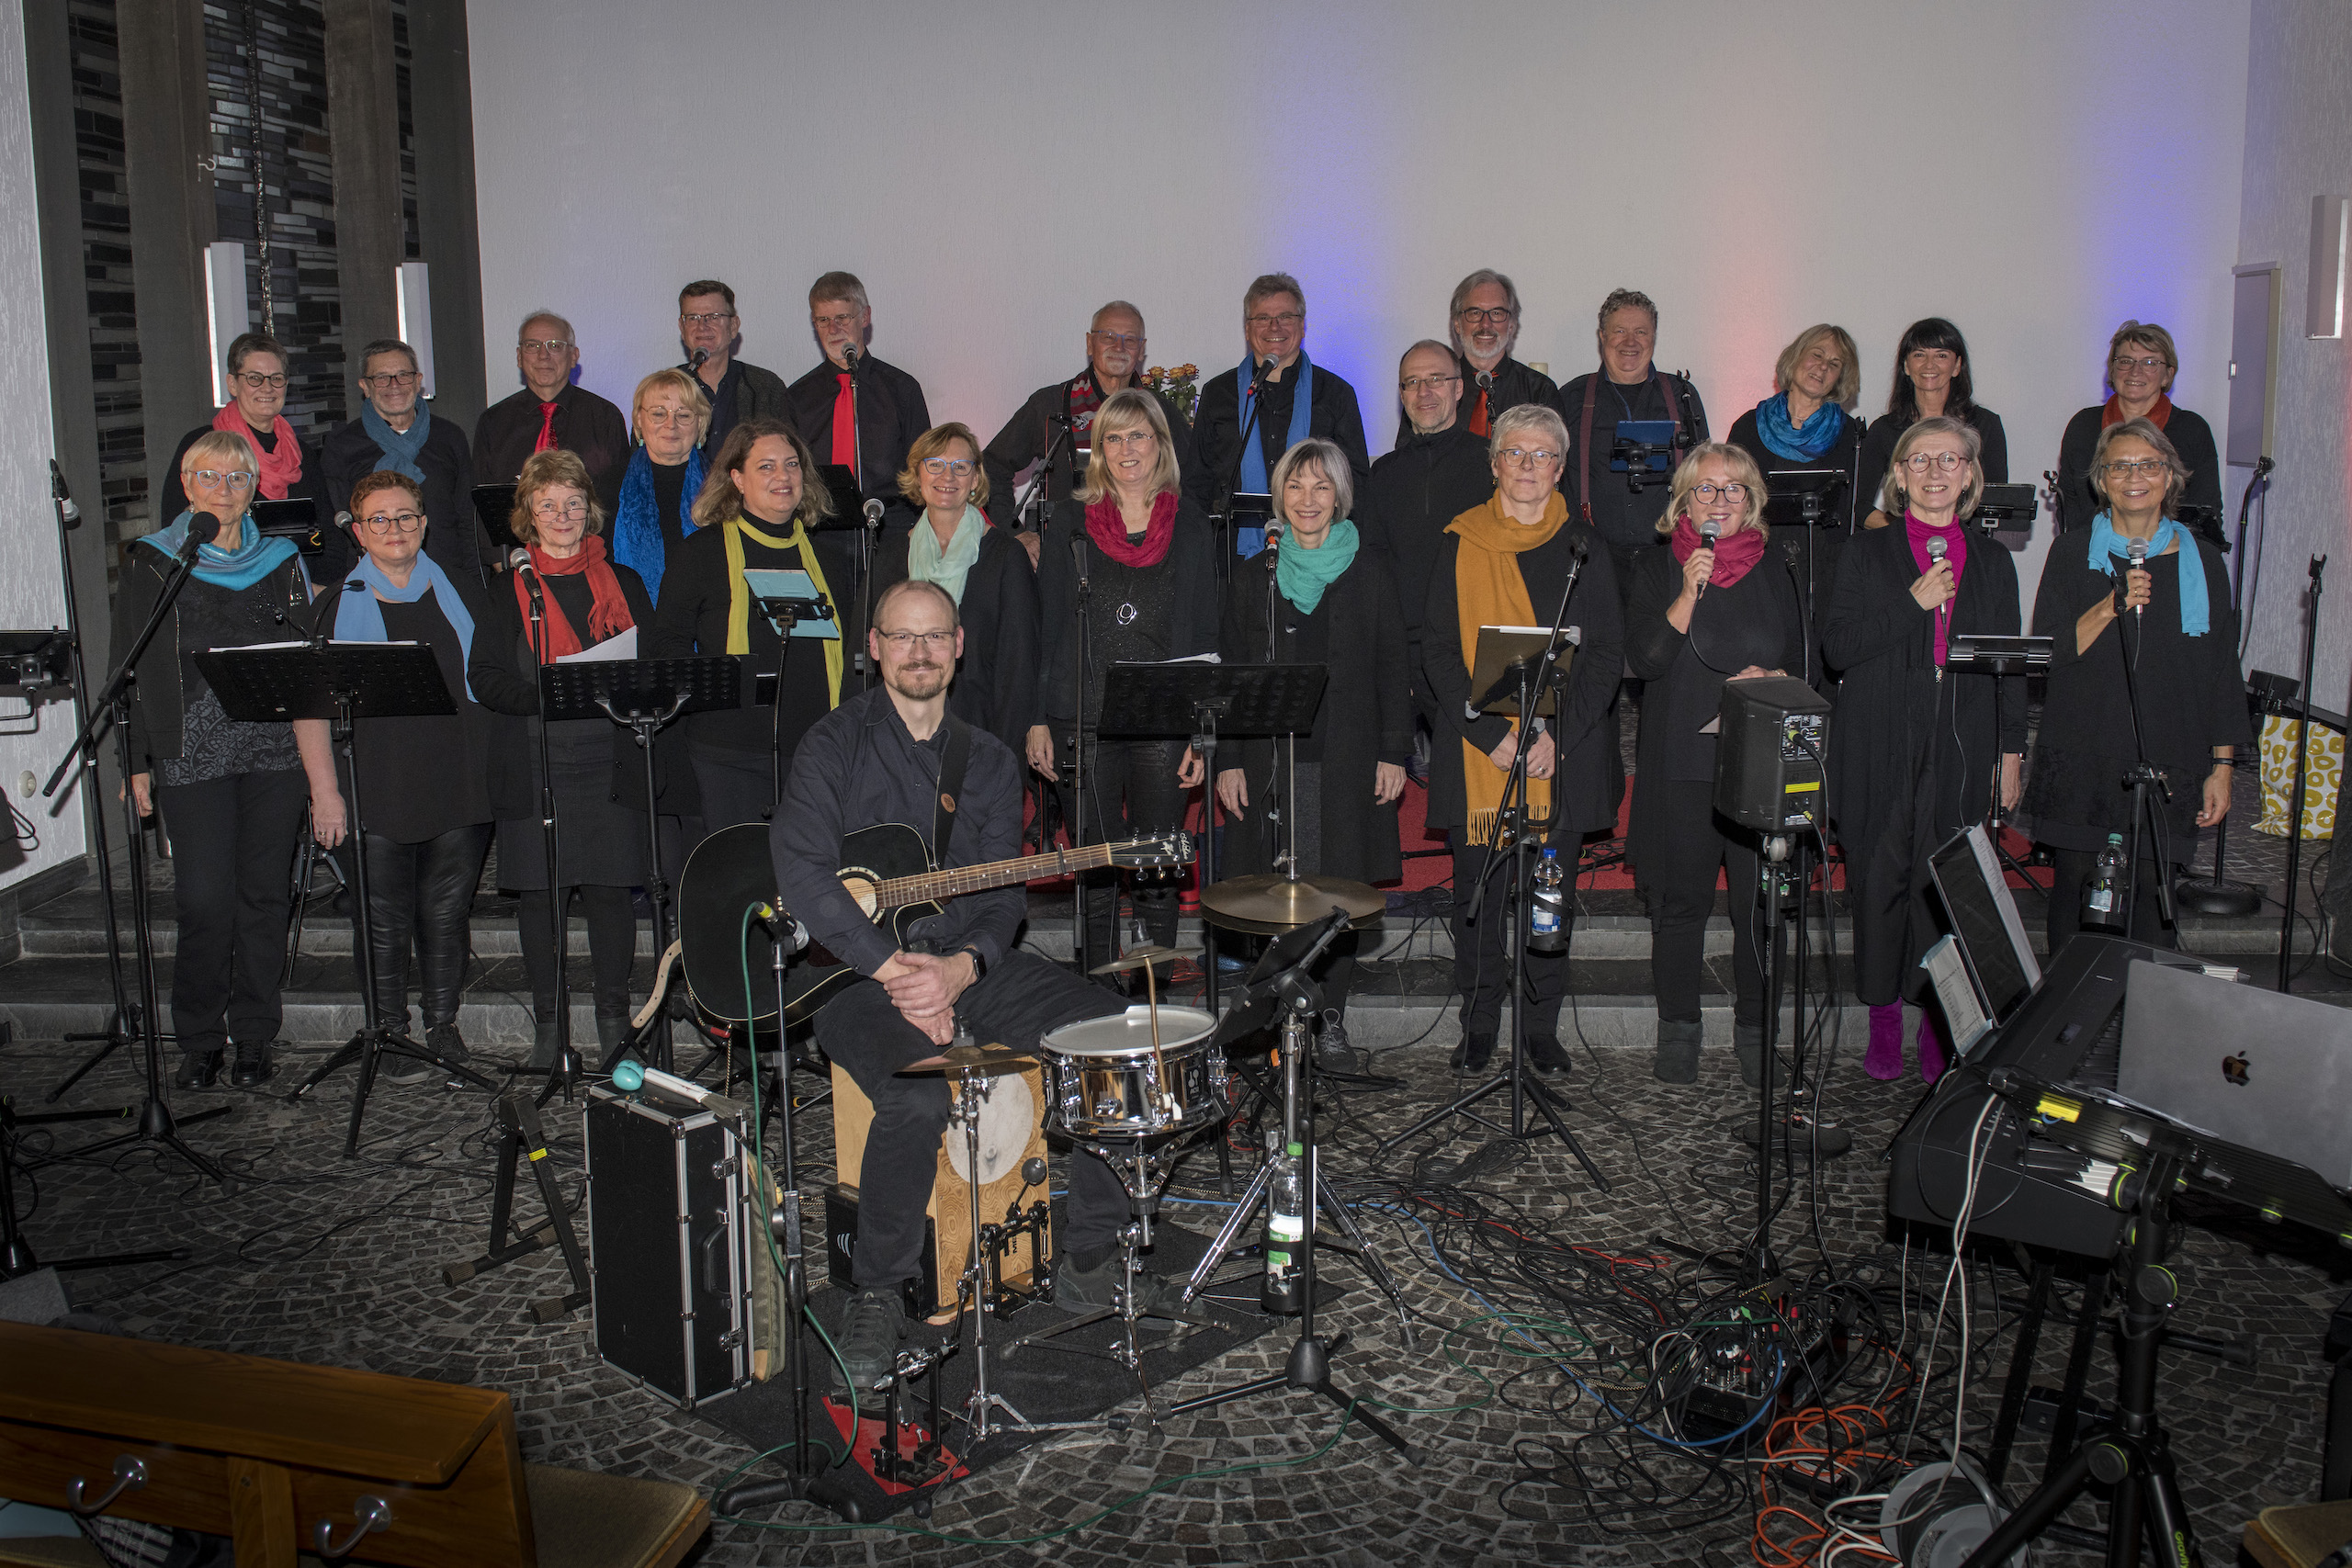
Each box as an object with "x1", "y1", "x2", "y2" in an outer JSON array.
[
  {"x1": 1476, "y1": 369, "x2": 1494, "y2": 395},
  {"x1": 750, "y1": 900, "x2": 810, "y2": 954},
  {"x1": 1694, "y1": 518, "x2": 1720, "y2": 600},
  {"x1": 841, "y1": 343, "x2": 861, "y2": 374},
  {"x1": 179, "y1": 512, "x2": 221, "y2": 559},
  {"x1": 862, "y1": 497, "x2": 885, "y2": 528},
  {"x1": 688, "y1": 347, "x2": 708, "y2": 372},
  {"x1": 508, "y1": 545, "x2": 545, "y2": 606},
  {"x1": 1925, "y1": 535, "x2": 1949, "y2": 623},
  {"x1": 1248, "y1": 355, "x2": 1275, "y2": 395},
  {"x1": 50, "y1": 459, "x2": 78, "y2": 526},
  {"x1": 334, "y1": 510, "x2": 354, "y2": 533},
  {"x1": 2126, "y1": 536, "x2": 2148, "y2": 622}
]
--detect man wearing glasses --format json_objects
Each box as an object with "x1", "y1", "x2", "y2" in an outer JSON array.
[
  {"x1": 676, "y1": 277, "x2": 795, "y2": 455},
  {"x1": 786, "y1": 271, "x2": 933, "y2": 517},
  {"x1": 1186, "y1": 272, "x2": 1370, "y2": 553},
  {"x1": 472, "y1": 310, "x2": 630, "y2": 516},
  {"x1": 1448, "y1": 270, "x2": 1561, "y2": 440},
  {"x1": 979, "y1": 299, "x2": 1194, "y2": 542},
  {"x1": 322, "y1": 338, "x2": 485, "y2": 585}
]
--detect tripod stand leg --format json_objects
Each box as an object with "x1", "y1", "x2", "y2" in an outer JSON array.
[
  {"x1": 44, "y1": 1023, "x2": 128, "y2": 1103},
  {"x1": 1520, "y1": 1069, "x2": 1611, "y2": 1193},
  {"x1": 291, "y1": 1036, "x2": 365, "y2": 1098},
  {"x1": 1309, "y1": 1377, "x2": 1419, "y2": 1465},
  {"x1": 1373, "y1": 1069, "x2": 1511, "y2": 1157},
  {"x1": 1314, "y1": 1170, "x2": 1419, "y2": 1350},
  {"x1": 1182, "y1": 1158, "x2": 1270, "y2": 1303},
  {"x1": 1962, "y1": 1435, "x2": 2132, "y2": 1565}
]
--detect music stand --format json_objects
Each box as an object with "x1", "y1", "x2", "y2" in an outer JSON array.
[
  {"x1": 207, "y1": 642, "x2": 500, "y2": 1156},
  {"x1": 538, "y1": 656, "x2": 741, "y2": 1079},
  {"x1": 470, "y1": 484, "x2": 518, "y2": 558},
  {"x1": 1945, "y1": 634, "x2": 2051, "y2": 895},
  {"x1": 1098, "y1": 661, "x2": 1327, "y2": 1009}
]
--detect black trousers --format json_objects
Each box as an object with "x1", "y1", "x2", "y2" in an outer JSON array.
[
  {"x1": 691, "y1": 740, "x2": 779, "y2": 840},
  {"x1": 156, "y1": 767, "x2": 308, "y2": 1056},
  {"x1": 1645, "y1": 780, "x2": 1766, "y2": 1026},
  {"x1": 517, "y1": 884, "x2": 637, "y2": 1021},
  {"x1": 1451, "y1": 836, "x2": 1569, "y2": 1042},
  {"x1": 1061, "y1": 736, "x2": 1187, "y2": 968},
  {"x1": 357, "y1": 823, "x2": 490, "y2": 1033},
  {"x1": 2047, "y1": 845, "x2": 2177, "y2": 953},
  {"x1": 814, "y1": 950, "x2": 1132, "y2": 1289}
]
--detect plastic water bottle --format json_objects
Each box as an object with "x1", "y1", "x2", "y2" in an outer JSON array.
[
  {"x1": 1528, "y1": 846, "x2": 1567, "y2": 953},
  {"x1": 2083, "y1": 833, "x2": 2128, "y2": 934},
  {"x1": 1261, "y1": 1140, "x2": 1306, "y2": 1314}
]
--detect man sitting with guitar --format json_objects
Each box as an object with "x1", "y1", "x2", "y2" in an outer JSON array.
[{"x1": 775, "y1": 578, "x2": 1191, "y2": 1406}]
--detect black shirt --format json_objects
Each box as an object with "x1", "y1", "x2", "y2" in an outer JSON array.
[
  {"x1": 1625, "y1": 544, "x2": 1808, "y2": 783},
  {"x1": 1557, "y1": 370, "x2": 1710, "y2": 547},
  {"x1": 1358, "y1": 422, "x2": 1494, "y2": 701},
  {"x1": 643, "y1": 520, "x2": 856, "y2": 756},
  {"x1": 1855, "y1": 404, "x2": 2008, "y2": 519},
  {"x1": 1186, "y1": 355, "x2": 1373, "y2": 516},
  {"x1": 650, "y1": 461, "x2": 690, "y2": 558}
]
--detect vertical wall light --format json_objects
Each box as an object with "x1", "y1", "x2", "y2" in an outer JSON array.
[
  {"x1": 202, "y1": 242, "x2": 248, "y2": 405},
  {"x1": 394, "y1": 261, "x2": 435, "y2": 399},
  {"x1": 2307, "y1": 195, "x2": 2347, "y2": 339}
]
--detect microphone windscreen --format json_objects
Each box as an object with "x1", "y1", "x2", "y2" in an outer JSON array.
[
  {"x1": 508, "y1": 546, "x2": 533, "y2": 571},
  {"x1": 2128, "y1": 537, "x2": 2148, "y2": 564},
  {"x1": 1926, "y1": 536, "x2": 1947, "y2": 562},
  {"x1": 187, "y1": 512, "x2": 221, "y2": 546}
]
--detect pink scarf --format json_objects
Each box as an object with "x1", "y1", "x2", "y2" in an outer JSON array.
[
  {"x1": 1668, "y1": 514, "x2": 1768, "y2": 589},
  {"x1": 1083, "y1": 491, "x2": 1177, "y2": 567},
  {"x1": 212, "y1": 404, "x2": 302, "y2": 501},
  {"x1": 1905, "y1": 512, "x2": 1968, "y2": 666}
]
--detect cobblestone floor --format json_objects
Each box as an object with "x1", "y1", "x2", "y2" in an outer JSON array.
[{"x1": 3, "y1": 1008, "x2": 2345, "y2": 1567}]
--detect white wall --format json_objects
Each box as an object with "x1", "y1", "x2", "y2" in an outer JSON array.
[
  {"x1": 470, "y1": 0, "x2": 2248, "y2": 619},
  {"x1": 2236, "y1": 0, "x2": 2352, "y2": 704},
  {"x1": 0, "y1": 0, "x2": 79, "y2": 894}
]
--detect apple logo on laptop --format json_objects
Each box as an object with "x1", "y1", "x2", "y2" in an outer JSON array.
[{"x1": 2222, "y1": 1053, "x2": 2250, "y2": 1087}]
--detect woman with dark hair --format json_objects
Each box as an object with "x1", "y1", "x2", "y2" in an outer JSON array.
[
  {"x1": 646, "y1": 416, "x2": 856, "y2": 835},
  {"x1": 121, "y1": 430, "x2": 344, "y2": 1090},
  {"x1": 160, "y1": 331, "x2": 345, "y2": 578},
  {"x1": 1824, "y1": 417, "x2": 2025, "y2": 1083},
  {"x1": 2050, "y1": 321, "x2": 2225, "y2": 546},
  {"x1": 1855, "y1": 318, "x2": 2008, "y2": 527},
  {"x1": 2025, "y1": 416, "x2": 2248, "y2": 949},
  {"x1": 1727, "y1": 323, "x2": 1865, "y2": 669},
  {"x1": 333, "y1": 469, "x2": 493, "y2": 1080},
  {"x1": 470, "y1": 448, "x2": 669, "y2": 1069},
  {"x1": 1626, "y1": 443, "x2": 1806, "y2": 1086},
  {"x1": 1031, "y1": 388, "x2": 1217, "y2": 966},
  {"x1": 872, "y1": 421, "x2": 1038, "y2": 756},
  {"x1": 1209, "y1": 436, "x2": 1411, "y2": 1048}
]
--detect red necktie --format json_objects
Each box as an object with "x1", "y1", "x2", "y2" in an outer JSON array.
[
  {"x1": 1468, "y1": 388, "x2": 1490, "y2": 438},
  {"x1": 533, "y1": 400, "x2": 560, "y2": 454},
  {"x1": 831, "y1": 374, "x2": 855, "y2": 468}
]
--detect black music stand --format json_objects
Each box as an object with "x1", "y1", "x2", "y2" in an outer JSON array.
[
  {"x1": 470, "y1": 483, "x2": 518, "y2": 558},
  {"x1": 1946, "y1": 635, "x2": 2051, "y2": 894},
  {"x1": 1098, "y1": 661, "x2": 1327, "y2": 1008},
  {"x1": 210, "y1": 643, "x2": 500, "y2": 1156}
]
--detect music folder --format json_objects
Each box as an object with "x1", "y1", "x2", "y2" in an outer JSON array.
[{"x1": 1467, "y1": 626, "x2": 1578, "y2": 720}]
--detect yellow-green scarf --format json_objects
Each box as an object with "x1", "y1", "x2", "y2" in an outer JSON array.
[{"x1": 724, "y1": 514, "x2": 842, "y2": 708}]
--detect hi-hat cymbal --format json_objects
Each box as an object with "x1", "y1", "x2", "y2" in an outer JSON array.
[
  {"x1": 1200, "y1": 874, "x2": 1386, "y2": 934},
  {"x1": 1087, "y1": 943, "x2": 1204, "y2": 976},
  {"x1": 902, "y1": 1043, "x2": 1037, "y2": 1077}
]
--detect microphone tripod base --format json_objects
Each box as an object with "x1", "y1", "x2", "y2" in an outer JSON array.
[{"x1": 2173, "y1": 876, "x2": 2264, "y2": 918}]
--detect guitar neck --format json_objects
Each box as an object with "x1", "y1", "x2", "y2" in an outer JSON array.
[{"x1": 874, "y1": 843, "x2": 1124, "y2": 908}]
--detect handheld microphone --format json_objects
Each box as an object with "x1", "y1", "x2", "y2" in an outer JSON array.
[
  {"x1": 50, "y1": 459, "x2": 78, "y2": 526},
  {"x1": 2126, "y1": 536, "x2": 2148, "y2": 622},
  {"x1": 688, "y1": 347, "x2": 708, "y2": 372},
  {"x1": 861, "y1": 497, "x2": 885, "y2": 528},
  {"x1": 1925, "y1": 535, "x2": 1949, "y2": 621},
  {"x1": 1695, "y1": 518, "x2": 1720, "y2": 599}
]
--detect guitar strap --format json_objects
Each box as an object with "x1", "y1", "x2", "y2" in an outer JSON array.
[{"x1": 932, "y1": 714, "x2": 974, "y2": 863}]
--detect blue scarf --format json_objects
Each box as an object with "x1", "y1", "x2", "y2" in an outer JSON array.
[
  {"x1": 359, "y1": 400, "x2": 431, "y2": 483},
  {"x1": 1235, "y1": 353, "x2": 1314, "y2": 557},
  {"x1": 137, "y1": 510, "x2": 298, "y2": 592},
  {"x1": 334, "y1": 550, "x2": 478, "y2": 700},
  {"x1": 612, "y1": 445, "x2": 706, "y2": 606},
  {"x1": 2087, "y1": 513, "x2": 2209, "y2": 637},
  {"x1": 1753, "y1": 392, "x2": 1846, "y2": 463},
  {"x1": 1274, "y1": 518, "x2": 1359, "y2": 615}
]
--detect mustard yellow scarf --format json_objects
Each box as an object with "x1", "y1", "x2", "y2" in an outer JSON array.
[
  {"x1": 723, "y1": 514, "x2": 842, "y2": 708},
  {"x1": 1445, "y1": 491, "x2": 1568, "y2": 828}
]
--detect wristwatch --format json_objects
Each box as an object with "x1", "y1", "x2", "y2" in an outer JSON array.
[{"x1": 957, "y1": 945, "x2": 989, "y2": 983}]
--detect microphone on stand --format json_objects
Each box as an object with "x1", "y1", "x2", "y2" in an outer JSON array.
[
  {"x1": 862, "y1": 497, "x2": 886, "y2": 529},
  {"x1": 841, "y1": 344, "x2": 861, "y2": 376},
  {"x1": 1249, "y1": 355, "x2": 1275, "y2": 395},
  {"x1": 50, "y1": 459, "x2": 78, "y2": 526},
  {"x1": 179, "y1": 512, "x2": 222, "y2": 560},
  {"x1": 508, "y1": 545, "x2": 544, "y2": 602},
  {"x1": 687, "y1": 347, "x2": 709, "y2": 374},
  {"x1": 1694, "y1": 518, "x2": 1720, "y2": 600},
  {"x1": 2127, "y1": 536, "x2": 2148, "y2": 624}
]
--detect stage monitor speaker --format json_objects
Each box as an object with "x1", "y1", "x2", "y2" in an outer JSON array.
[{"x1": 1712, "y1": 675, "x2": 1831, "y2": 834}]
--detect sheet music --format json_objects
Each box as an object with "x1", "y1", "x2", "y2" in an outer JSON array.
[{"x1": 555, "y1": 627, "x2": 638, "y2": 664}]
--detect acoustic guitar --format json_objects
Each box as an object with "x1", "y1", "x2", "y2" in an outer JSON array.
[{"x1": 676, "y1": 821, "x2": 1193, "y2": 1026}]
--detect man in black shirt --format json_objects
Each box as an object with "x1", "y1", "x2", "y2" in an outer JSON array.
[
  {"x1": 472, "y1": 311, "x2": 630, "y2": 515},
  {"x1": 786, "y1": 271, "x2": 932, "y2": 516},
  {"x1": 321, "y1": 338, "x2": 483, "y2": 585},
  {"x1": 677, "y1": 278, "x2": 795, "y2": 455},
  {"x1": 981, "y1": 299, "x2": 1194, "y2": 538},
  {"x1": 1449, "y1": 269, "x2": 1561, "y2": 442},
  {"x1": 1556, "y1": 288, "x2": 1709, "y2": 609},
  {"x1": 775, "y1": 579, "x2": 1182, "y2": 1406}
]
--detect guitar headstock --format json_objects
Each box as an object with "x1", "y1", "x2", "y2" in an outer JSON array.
[{"x1": 1110, "y1": 830, "x2": 1193, "y2": 870}]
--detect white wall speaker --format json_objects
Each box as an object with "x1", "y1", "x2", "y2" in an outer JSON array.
[
  {"x1": 2307, "y1": 195, "x2": 2347, "y2": 340},
  {"x1": 202, "y1": 242, "x2": 248, "y2": 405},
  {"x1": 395, "y1": 261, "x2": 435, "y2": 399}
]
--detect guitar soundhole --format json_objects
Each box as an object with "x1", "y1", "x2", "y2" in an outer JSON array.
[{"x1": 839, "y1": 874, "x2": 879, "y2": 918}]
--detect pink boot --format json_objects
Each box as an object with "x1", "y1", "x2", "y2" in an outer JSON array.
[
  {"x1": 1865, "y1": 1002, "x2": 1905, "y2": 1080},
  {"x1": 1917, "y1": 1007, "x2": 1951, "y2": 1084}
]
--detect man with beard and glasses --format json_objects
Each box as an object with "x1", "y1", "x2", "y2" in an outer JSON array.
[
  {"x1": 1448, "y1": 269, "x2": 1560, "y2": 441},
  {"x1": 773, "y1": 578, "x2": 1191, "y2": 1408}
]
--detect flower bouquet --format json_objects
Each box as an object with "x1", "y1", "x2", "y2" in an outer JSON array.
[{"x1": 1141, "y1": 364, "x2": 1201, "y2": 424}]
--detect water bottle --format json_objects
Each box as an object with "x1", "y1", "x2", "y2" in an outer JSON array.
[
  {"x1": 1528, "y1": 845, "x2": 1567, "y2": 953},
  {"x1": 2083, "y1": 833, "x2": 2127, "y2": 934},
  {"x1": 1261, "y1": 1139, "x2": 1306, "y2": 1314}
]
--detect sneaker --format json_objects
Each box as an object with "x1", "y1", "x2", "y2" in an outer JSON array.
[
  {"x1": 230, "y1": 1040, "x2": 276, "y2": 1089},
  {"x1": 174, "y1": 1050, "x2": 222, "y2": 1090},
  {"x1": 1056, "y1": 1255, "x2": 1197, "y2": 1316},
  {"x1": 1316, "y1": 1010, "x2": 1367, "y2": 1075},
  {"x1": 834, "y1": 1287, "x2": 907, "y2": 1411},
  {"x1": 1525, "y1": 1033, "x2": 1572, "y2": 1076},
  {"x1": 378, "y1": 1046, "x2": 431, "y2": 1087},
  {"x1": 1449, "y1": 1032, "x2": 1495, "y2": 1072}
]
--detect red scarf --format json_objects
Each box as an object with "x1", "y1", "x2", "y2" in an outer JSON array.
[
  {"x1": 514, "y1": 534, "x2": 633, "y2": 661},
  {"x1": 2101, "y1": 393, "x2": 2172, "y2": 431},
  {"x1": 212, "y1": 404, "x2": 303, "y2": 501},
  {"x1": 1083, "y1": 491, "x2": 1178, "y2": 567},
  {"x1": 1669, "y1": 513, "x2": 1768, "y2": 589}
]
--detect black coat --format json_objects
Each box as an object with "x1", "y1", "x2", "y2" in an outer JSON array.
[
  {"x1": 981, "y1": 369, "x2": 1197, "y2": 530},
  {"x1": 320, "y1": 413, "x2": 485, "y2": 586},
  {"x1": 1186, "y1": 354, "x2": 1371, "y2": 516},
  {"x1": 1726, "y1": 403, "x2": 1869, "y2": 687},
  {"x1": 112, "y1": 538, "x2": 318, "y2": 768},
  {"x1": 1558, "y1": 369, "x2": 1710, "y2": 548},
  {"x1": 473, "y1": 383, "x2": 631, "y2": 517},
  {"x1": 1856, "y1": 404, "x2": 2008, "y2": 520},
  {"x1": 1822, "y1": 524, "x2": 2027, "y2": 1005},
  {"x1": 1358, "y1": 423, "x2": 1494, "y2": 719},
  {"x1": 1444, "y1": 353, "x2": 1560, "y2": 443},
  {"x1": 872, "y1": 521, "x2": 1041, "y2": 756},
  {"x1": 1034, "y1": 496, "x2": 1219, "y2": 734},
  {"x1": 1421, "y1": 520, "x2": 1623, "y2": 838},
  {"x1": 161, "y1": 421, "x2": 351, "y2": 582},
  {"x1": 1216, "y1": 546, "x2": 1412, "y2": 885},
  {"x1": 2052, "y1": 404, "x2": 2225, "y2": 547},
  {"x1": 689, "y1": 356, "x2": 797, "y2": 455},
  {"x1": 786, "y1": 352, "x2": 932, "y2": 513}
]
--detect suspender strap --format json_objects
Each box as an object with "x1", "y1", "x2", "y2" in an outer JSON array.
[
  {"x1": 1577, "y1": 374, "x2": 1598, "y2": 525},
  {"x1": 933, "y1": 714, "x2": 974, "y2": 862}
]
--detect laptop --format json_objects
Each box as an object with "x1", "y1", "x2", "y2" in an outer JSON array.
[
  {"x1": 2118, "y1": 961, "x2": 2352, "y2": 1190},
  {"x1": 1921, "y1": 825, "x2": 2041, "y2": 1057}
]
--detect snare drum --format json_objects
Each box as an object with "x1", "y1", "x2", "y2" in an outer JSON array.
[{"x1": 1038, "y1": 1005, "x2": 1226, "y2": 1142}]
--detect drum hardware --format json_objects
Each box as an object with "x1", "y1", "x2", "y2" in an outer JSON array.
[
  {"x1": 1198, "y1": 872, "x2": 1385, "y2": 937},
  {"x1": 1087, "y1": 943, "x2": 1204, "y2": 976}
]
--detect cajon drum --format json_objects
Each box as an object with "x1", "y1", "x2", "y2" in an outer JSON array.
[{"x1": 829, "y1": 1060, "x2": 1048, "y2": 1316}]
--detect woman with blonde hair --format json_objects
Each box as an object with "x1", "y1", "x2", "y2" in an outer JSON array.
[
  {"x1": 609, "y1": 367, "x2": 712, "y2": 605},
  {"x1": 1727, "y1": 323, "x2": 1864, "y2": 666}
]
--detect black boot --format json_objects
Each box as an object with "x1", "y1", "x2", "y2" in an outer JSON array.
[
  {"x1": 594, "y1": 1013, "x2": 629, "y2": 1073},
  {"x1": 231, "y1": 1038, "x2": 276, "y2": 1089},
  {"x1": 175, "y1": 1049, "x2": 222, "y2": 1090},
  {"x1": 528, "y1": 997, "x2": 562, "y2": 1072}
]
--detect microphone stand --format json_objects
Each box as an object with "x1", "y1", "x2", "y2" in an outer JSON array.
[
  {"x1": 1013, "y1": 412, "x2": 1073, "y2": 536},
  {"x1": 2112, "y1": 566, "x2": 2176, "y2": 952},
  {"x1": 1208, "y1": 359, "x2": 1272, "y2": 579},
  {"x1": 843, "y1": 348, "x2": 875, "y2": 690},
  {"x1": 2280, "y1": 554, "x2": 2326, "y2": 993},
  {"x1": 522, "y1": 566, "x2": 582, "y2": 1091},
  {"x1": 1068, "y1": 530, "x2": 1095, "y2": 969}
]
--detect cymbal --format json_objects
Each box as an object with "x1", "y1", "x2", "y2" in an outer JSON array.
[
  {"x1": 1087, "y1": 943, "x2": 1204, "y2": 976},
  {"x1": 902, "y1": 1043, "x2": 1037, "y2": 1077},
  {"x1": 1200, "y1": 874, "x2": 1386, "y2": 935}
]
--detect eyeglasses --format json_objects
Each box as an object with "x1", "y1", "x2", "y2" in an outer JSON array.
[
  {"x1": 1498, "y1": 447, "x2": 1562, "y2": 468},
  {"x1": 811, "y1": 310, "x2": 862, "y2": 333},
  {"x1": 359, "y1": 510, "x2": 424, "y2": 532},
  {"x1": 1244, "y1": 311, "x2": 1305, "y2": 330},
  {"x1": 1901, "y1": 451, "x2": 1968, "y2": 473},
  {"x1": 1399, "y1": 375, "x2": 1461, "y2": 394},
  {"x1": 1090, "y1": 332, "x2": 1144, "y2": 351},
  {"x1": 1099, "y1": 430, "x2": 1157, "y2": 449},
  {"x1": 361, "y1": 369, "x2": 420, "y2": 389},
  {"x1": 921, "y1": 457, "x2": 976, "y2": 479},
  {"x1": 1691, "y1": 482, "x2": 1747, "y2": 502},
  {"x1": 235, "y1": 372, "x2": 288, "y2": 390},
  {"x1": 876, "y1": 629, "x2": 956, "y2": 650},
  {"x1": 681, "y1": 311, "x2": 736, "y2": 327},
  {"x1": 2101, "y1": 457, "x2": 2169, "y2": 478},
  {"x1": 2110, "y1": 355, "x2": 2168, "y2": 373},
  {"x1": 183, "y1": 468, "x2": 256, "y2": 490},
  {"x1": 519, "y1": 339, "x2": 574, "y2": 355},
  {"x1": 532, "y1": 498, "x2": 591, "y2": 519},
  {"x1": 1454, "y1": 307, "x2": 1517, "y2": 327}
]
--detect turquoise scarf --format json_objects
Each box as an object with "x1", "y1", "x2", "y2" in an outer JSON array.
[
  {"x1": 359, "y1": 400, "x2": 431, "y2": 483},
  {"x1": 334, "y1": 551, "x2": 477, "y2": 701},
  {"x1": 1275, "y1": 517, "x2": 1359, "y2": 615},
  {"x1": 136, "y1": 510, "x2": 298, "y2": 592},
  {"x1": 2087, "y1": 513, "x2": 2210, "y2": 637},
  {"x1": 907, "y1": 504, "x2": 987, "y2": 604}
]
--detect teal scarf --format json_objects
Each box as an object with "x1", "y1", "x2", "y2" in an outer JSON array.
[
  {"x1": 359, "y1": 400, "x2": 430, "y2": 483},
  {"x1": 136, "y1": 510, "x2": 298, "y2": 592},
  {"x1": 2087, "y1": 513, "x2": 2210, "y2": 636},
  {"x1": 908, "y1": 505, "x2": 987, "y2": 604},
  {"x1": 1275, "y1": 517, "x2": 1359, "y2": 614}
]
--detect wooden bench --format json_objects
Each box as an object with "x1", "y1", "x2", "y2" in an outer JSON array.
[{"x1": 0, "y1": 1322, "x2": 706, "y2": 1568}]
